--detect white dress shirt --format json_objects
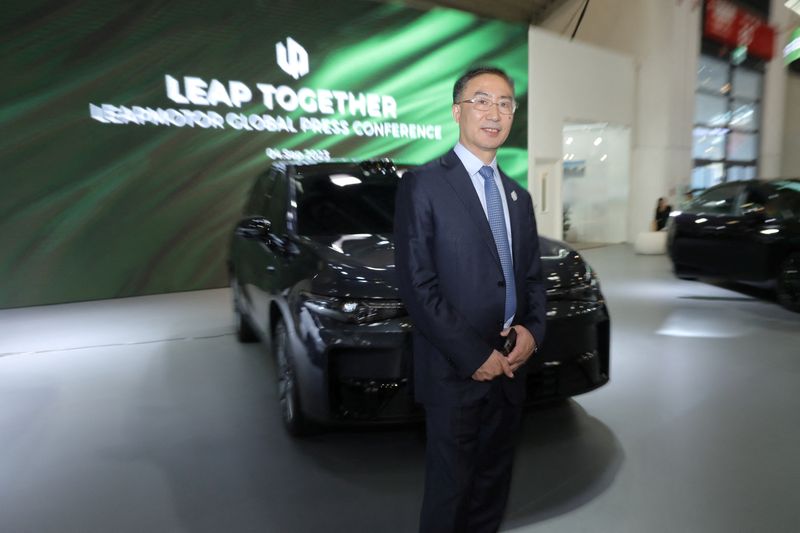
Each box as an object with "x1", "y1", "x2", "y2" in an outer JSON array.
[{"x1": 452, "y1": 143, "x2": 514, "y2": 256}]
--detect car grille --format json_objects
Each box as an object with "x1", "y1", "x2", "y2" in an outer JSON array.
[{"x1": 328, "y1": 347, "x2": 418, "y2": 420}]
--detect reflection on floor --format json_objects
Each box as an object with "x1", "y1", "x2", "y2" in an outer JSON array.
[
  {"x1": 1, "y1": 244, "x2": 798, "y2": 533},
  {"x1": 565, "y1": 241, "x2": 610, "y2": 251}
]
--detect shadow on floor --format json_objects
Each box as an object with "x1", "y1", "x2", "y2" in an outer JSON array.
[
  {"x1": 504, "y1": 400, "x2": 624, "y2": 529},
  {"x1": 102, "y1": 340, "x2": 623, "y2": 533},
  {"x1": 282, "y1": 397, "x2": 623, "y2": 532}
]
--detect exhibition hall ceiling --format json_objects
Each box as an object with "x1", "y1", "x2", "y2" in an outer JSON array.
[{"x1": 379, "y1": 0, "x2": 573, "y2": 24}]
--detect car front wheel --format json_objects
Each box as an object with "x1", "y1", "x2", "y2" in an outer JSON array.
[
  {"x1": 273, "y1": 318, "x2": 312, "y2": 436},
  {"x1": 777, "y1": 253, "x2": 800, "y2": 312}
]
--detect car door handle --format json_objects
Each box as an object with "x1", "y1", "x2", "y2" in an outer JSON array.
[{"x1": 265, "y1": 266, "x2": 276, "y2": 273}]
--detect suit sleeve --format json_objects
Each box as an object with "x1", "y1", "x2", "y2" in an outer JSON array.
[
  {"x1": 394, "y1": 172, "x2": 493, "y2": 379},
  {"x1": 519, "y1": 194, "x2": 547, "y2": 347}
]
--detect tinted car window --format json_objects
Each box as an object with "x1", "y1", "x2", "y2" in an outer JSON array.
[
  {"x1": 741, "y1": 183, "x2": 800, "y2": 220},
  {"x1": 294, "y1": 170, "x2": 398, "y2": 236},
  {"x1": 686, "y1": 183, "x2": 743, "y2": 215},
  {"x1": 741, "y1": 184, "x2": 771, "y2": 215},
  {"x1": 244, "y1": 171, "x2": 274, "y2": 215},
  {"x1": 265, "y1": 170, "x2": 288, "y2": 232},
  {"x1": 244, "y1": 173, "x2": 268, "y2": 215}
]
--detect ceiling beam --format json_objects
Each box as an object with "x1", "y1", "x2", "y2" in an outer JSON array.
[{"x1": 367, "y1": 0, "x2": 573, "y2": 26}]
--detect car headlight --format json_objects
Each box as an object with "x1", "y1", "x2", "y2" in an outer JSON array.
[
  {"x1": 545, "y1": 259, "x2": 602, "y2": 302},
  {"x1": 301, "y1": 293, "x2": 406, "y2": 324}
]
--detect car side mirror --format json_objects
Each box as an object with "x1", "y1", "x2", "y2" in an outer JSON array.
[{"x1": 235, "y1": 216, "x2": 271, "y2": 239}]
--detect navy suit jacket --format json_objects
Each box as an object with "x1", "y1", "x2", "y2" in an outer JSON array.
[{"x1": 394, "y1": 150, "x2": 547, "y2": 407}]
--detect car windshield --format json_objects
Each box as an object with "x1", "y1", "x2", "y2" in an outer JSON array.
[
  {"x1": 771, "y1": 182, "x2": 800, "y2": 219},
  {"x1": 774, "y1": 181, "x2": 800, "y2": 194},
  {"x1": 684, "y1": 184, "x2": 742, "y2": 215},
  {"x1": 293, "y1": 167, "x2": 399, "y2": 236}
]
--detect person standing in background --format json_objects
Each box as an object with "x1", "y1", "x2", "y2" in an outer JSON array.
[{"x1": 654, "y1": 197, "x2": 672, "y2": 231}]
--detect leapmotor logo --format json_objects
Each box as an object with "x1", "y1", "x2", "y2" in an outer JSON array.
[{"x1": 276, "y1": 37, "x2": 309, "y2": 80}]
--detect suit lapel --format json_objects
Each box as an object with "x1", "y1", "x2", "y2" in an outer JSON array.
[{"x1": 439, "y1": 151, "x2": 502, "y2": 270}]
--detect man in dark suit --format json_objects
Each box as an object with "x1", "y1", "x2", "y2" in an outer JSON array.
[{"x1": 394, "y1": 66, "x2": 546, "y2": 533}]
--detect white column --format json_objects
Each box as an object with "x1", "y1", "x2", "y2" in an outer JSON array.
[
  {"x1": 782, "y1": 73, "x2": 800, "y2": 175},
  {"x1": 760, "y1": 0, "x2": 793, "y2": 178},
  {"x1": 628, "y1": 0, "x2": 701, "y2": 240}
]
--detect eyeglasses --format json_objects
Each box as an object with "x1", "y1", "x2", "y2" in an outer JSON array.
[{"x1": 456, "y1": 95, "x2": 517, "y2": 115}]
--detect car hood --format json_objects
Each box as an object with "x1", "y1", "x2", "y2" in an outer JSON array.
[
  {"x1": 305, "y1": 234, "x2": 398, "y2": 299},
  {"x1": 304, "y1": 234, "x2": 591, "y2": 299}
]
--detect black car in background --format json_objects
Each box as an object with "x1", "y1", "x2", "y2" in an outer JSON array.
[
  {"x1": 667, "y1": 179, "x2": 800, "y2": 311},
  {"x1": 229, "y1": 160, "x2": 610, "y2": 435}
]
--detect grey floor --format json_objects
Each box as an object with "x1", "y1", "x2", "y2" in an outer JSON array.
[{"x1": 1, "y1": 244, "x2": 798, "y2": 533}]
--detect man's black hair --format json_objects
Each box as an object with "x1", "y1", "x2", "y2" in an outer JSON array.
[{"x1": 452, "y1": 67, "x2": 515, "y2": 103}]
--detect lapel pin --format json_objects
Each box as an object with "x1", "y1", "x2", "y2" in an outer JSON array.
[{"x1": 511, "y1": 191, "x2": 518, "y2": 202}]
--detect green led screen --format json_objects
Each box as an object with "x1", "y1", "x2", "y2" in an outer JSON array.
[
  {"x1": 0, "y1": 0, "x2": 529, "y2": 308},
  {"x1": 785, "y1": 27, "x2": 800, "y2": 65}
]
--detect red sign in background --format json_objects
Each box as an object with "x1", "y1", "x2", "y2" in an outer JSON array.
[{"x1": 704, "y1": 0, "x2": 775, "y2": 60}]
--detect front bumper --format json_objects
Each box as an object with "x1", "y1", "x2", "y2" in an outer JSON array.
[
  {"x1": 526, "y1": 301, "x2": 610, "y2": 403},
  {"x1": 291, "y1": 300, "x2": 610, "y2": 424}
]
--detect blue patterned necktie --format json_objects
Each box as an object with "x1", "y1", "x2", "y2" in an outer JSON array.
[{"x1": 478, "y1": 165, "x2": 516, "y2": 324}]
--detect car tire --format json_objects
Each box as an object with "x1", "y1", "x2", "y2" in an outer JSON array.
[
  {"x1": 776, "y1": 253, "x2": 800, "y2": 312},
  {"x1": 231, "y1": 277, "x2": 258, "y2": 343},
  {"x1": 274, "y1": 318, "x2": 313, "y2": 436}
]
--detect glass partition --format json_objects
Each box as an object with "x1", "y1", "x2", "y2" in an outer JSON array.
[{"x1": 562, "y1": 122, "x2": 631, "y2": 244}]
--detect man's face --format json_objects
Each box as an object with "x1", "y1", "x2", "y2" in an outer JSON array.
[{"x1": 452, "y1": 73, "x2": 515, "y2": 163}]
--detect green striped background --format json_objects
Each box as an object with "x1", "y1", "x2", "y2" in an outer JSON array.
[{"x1": 0, "y1": 0, "x2": 528, "y2": 308}]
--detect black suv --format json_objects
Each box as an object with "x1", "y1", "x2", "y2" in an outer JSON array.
[
  {"x1": 668, "y1": 179, "x2": 800, "y2": 311},
  {"x1": 229, "y1": 160, "x2": 610, "y2": 435}
]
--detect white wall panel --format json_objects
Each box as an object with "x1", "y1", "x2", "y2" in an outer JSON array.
[{"x1": 528, "y1": 27, "x2": 634, "y2": 240}]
